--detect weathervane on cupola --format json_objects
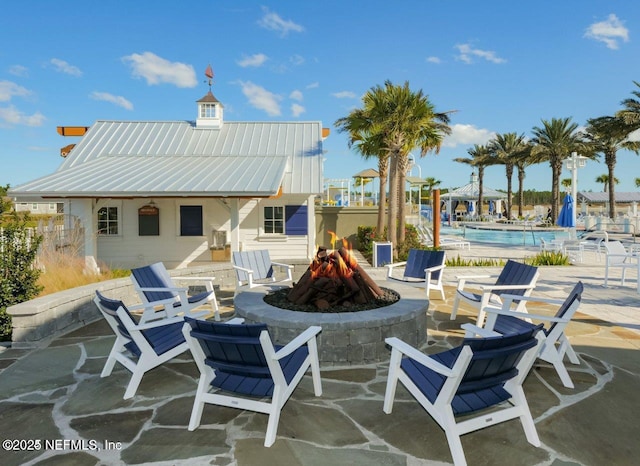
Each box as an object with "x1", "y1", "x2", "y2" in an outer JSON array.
[
  {"x1": 204, "y1": 63, "x2": 214, "y2": 90},
  {"x1": 196, "y1": 63, "x2": 223, "y2": 129}
]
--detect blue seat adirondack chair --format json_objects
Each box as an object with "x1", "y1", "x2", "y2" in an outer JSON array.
[
  {"x1": 386, "y1": 249, "x2": 447, "y2": 300},
  {"x1": 182, "y1": 317, "x2": 322, "y2": 447},
  {"x1": 131, "y1": 262, "x2": 220, "y2": 321},
  {"x1": 462, "y1": 281, "x2": 584, "y2": 388},
  {"x1": 450, "y1": 259, "x2": 540, "y2": 324},
  {"x1": 384, "y1": 325, "x2": 544, "y2": 466},
  {"x1": 94, "y1": 290, "x2": 193, "y2": 399},
  {"x1": 232, "y1": 250, "x2": 293, "y2": 292}
]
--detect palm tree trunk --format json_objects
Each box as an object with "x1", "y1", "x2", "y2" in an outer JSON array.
[
  {"x1": 477, "y1": 166, "x2": 484, "y2": 219},
  {"x1": 397, "y1": 154, "x2": 410, "y2": 244},
  {"x1": 608, "y1": 163, "x2": 616, "y2": 219},
  {"x1": 517, "y1": 167, "x2": 525, "y2": 217},
  {"x1": 506, "y1": 165, "x2": 514, "y2": 218},
  {"x1": 551, "y1": 162, "x2": 562, "y2": 223},
  {"x1": 377, "y1": 156, "x2": 388, "y2": 236},
  {"x1": 387, "y1": 155, "x2": 399, "y2": 258}
]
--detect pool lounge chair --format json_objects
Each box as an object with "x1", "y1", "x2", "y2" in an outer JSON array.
[{"x1": 418, "y1": 225, "x2": 471, "y2": 250}]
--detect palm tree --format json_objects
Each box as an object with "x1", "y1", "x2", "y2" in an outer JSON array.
[
  {"x1": 617, "y1": 81, "x2": 640, "y2": 129},
  {"x1": 513, "y1": 142, "x2": 536, "y2": 217},
  {"x1": 454, "y1": 144, "x2": 492, "y2": 217},
  {"x1": 421, "y1": 176, "x2": 441, "y2": 209},
  {"x1": 531, "y1": 118, "x2": 584, "y2": 223},
  {"x1": 636, "y1": 177, "x2": 640, "y2": 188},
  {"x1": 595, "y1": 174, "x2": 619, "y2": 192},
  {"x1": 561, "y1": 178, "x2": 572, "y2": 190},
  {"x1": 585, "y1": 115, "x2": 639, "y2": 218},
  {"x1": 335, "y1": 81, "x2": 451, "y2": 257},
  {"x1": 488, "y1": 133, "x2": 528, "y2": 219}
]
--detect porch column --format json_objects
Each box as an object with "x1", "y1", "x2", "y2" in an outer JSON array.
[
  {"x1": 229, "y1": 198, "x2": 240, "y2": 254},
  {"x1": 307, "y1": 195, "x2": 316, "y2": 260},
  {"x1": 68, "y1": 199, "x2": 100, "y2": 274}
]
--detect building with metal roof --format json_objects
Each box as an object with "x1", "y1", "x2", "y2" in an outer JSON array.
[{"x1": 10, "y1": 89, "x2": 326, "y2": 270}]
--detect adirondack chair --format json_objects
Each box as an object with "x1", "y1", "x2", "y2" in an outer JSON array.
[
  {"x1": 386, "y1": 249, "x2": 446, "y2": 299},
  {"x1": 462, "y1": 281, "x2": 584, "y2": 389},
  {"x1": 182, "y1": 317, "x2": 322, "y2": 447},
  {"x1": 383, "y1": 325, "x2": 544, "y2": 466},
  {"x1": 94, "y1": 290, "x2": 194, "y2": 399},
  {"x1": 232, "y1": 249, "x2": 293, "y2": 292},
  {"x1": 131, "y1": 262, "x2": 220, "y2": 321},
  {"x1": 450, "y1": 259, "x2": 540, "y2": 324},
  {"x1": 604, "y1": 241, "x2": 639, "y2": 288}
]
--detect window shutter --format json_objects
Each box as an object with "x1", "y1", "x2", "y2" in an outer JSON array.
[{"x1": 285, "y1": 205, "x2": 308, "y2": 236}]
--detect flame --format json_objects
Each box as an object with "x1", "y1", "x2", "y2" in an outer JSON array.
[{"x1": 327, "y1": 230, "x2": 338, "y2": 250}]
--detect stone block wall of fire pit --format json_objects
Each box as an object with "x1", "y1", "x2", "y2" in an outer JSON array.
[{"x1": 234, "y1": 281, "x2": 428, "y2": 365}]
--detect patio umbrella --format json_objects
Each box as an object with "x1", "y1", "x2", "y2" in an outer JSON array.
[{"x1": 557, "y1": 193, "x2": 575, "y2": 228}]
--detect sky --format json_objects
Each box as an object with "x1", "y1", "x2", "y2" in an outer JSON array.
[{"x1": 2, "y1": 0, "x2": 640, "y2": 195}]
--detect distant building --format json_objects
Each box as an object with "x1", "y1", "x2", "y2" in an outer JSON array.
[{"x1": 14, "y1": 202, "x2": 64, "y2": 214}]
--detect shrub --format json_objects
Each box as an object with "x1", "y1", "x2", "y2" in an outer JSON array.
[
  {"x1": 525, "y1": 251, "x2": 570, "y2": 266},
  {"x1": 446, "y1": 255, "x2": 505, "y2": 267},
  {"x1": 0, "y1": 213, "x2": 43, "y2": 340}
]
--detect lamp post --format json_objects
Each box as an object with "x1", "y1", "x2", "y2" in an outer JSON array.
[
  {"x1": 408, "y1": 154, "x2": 423, "y2": 224},
  {"x1": 564, "y1": 151, "x2": 587, "y2": 231}
]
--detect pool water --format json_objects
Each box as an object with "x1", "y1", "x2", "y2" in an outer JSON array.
[{"x1": 442, "y1": 226, "x2": 570, "y2": 246}]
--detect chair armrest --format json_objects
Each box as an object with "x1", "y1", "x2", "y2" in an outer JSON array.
[
  {"x1": 232, "y1": 265, "x2": 254, "y2": 273},
  {"x1": 385, "y1": 337, "x2": 454, "y2": 377},
  {"x1": 482, "y1": 306, "x2": 570, "y2": 324},
  {"x1": 424, "y1": 264, "x2": 445, "y2": 274},
  {"x1": 172, "y1": 276, "x2": 215, "y2": 291},
  {"x1": 478, "y1": 283, "x2": 536, "y2": 293},
  {"x1": 385, "y1": 261, "x2": 408, "y2": 278},
  {"x1": 497, "y1": 294, "x2": 564, "y2": 306},
  {"x1": 274, "y1": 326, "x2": 322, "y2": 359},
  {"x1": 271, "y1": 261, "x2": 294, "y2": 270},
  {"x1": 461, "y1": 323, "x2": 501, "y2": 338},
  {"x1": 131, "y1": 314, "x2": 188, "y2": 330},
  {"x1": 136, "y1": 285, "x2": 189, "y2": 293},
  {"x1": 455, "y1": 273, "x2": 491, "y2": 281}
]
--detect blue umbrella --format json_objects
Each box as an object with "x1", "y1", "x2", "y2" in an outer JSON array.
[{"x1": 557, "y1": 194, "x2": 575, "y2": 227}]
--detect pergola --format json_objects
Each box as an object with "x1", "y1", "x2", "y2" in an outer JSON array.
[
  {"x1": 352, "y1": 168, "x2": 380, "y2": 206},
  {"x1": 445, "y1": 173, "x2": 507, "y2": 219}
]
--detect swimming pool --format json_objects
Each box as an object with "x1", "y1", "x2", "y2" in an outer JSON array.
[{"x1": 442, "y1": 225, "x2": 570, "y2": 246}]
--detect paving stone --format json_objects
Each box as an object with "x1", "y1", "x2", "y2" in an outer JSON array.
[
  {"x1": 235, "y1": 437, "x2": 406, "y2": 466},
  {"x1": 0, "y1": 402, "x2": 60, "y2": 466},
  {"x1": 70, "y1": 409, "x2": 153, "y2": 443},
  {"x1": 32, "y1": 451, "x2": 101, "y2": 465},
  {"x1": 538, "y1": 368, "x2": 640, "y2": 465},
  {"x1": 120, "y1": 427, "x2": 229, "y2": 464},
  {"x1": 154, "y1": 396, "x2": 242, "y2": 427},
  {"x1": 0, "y1": 345, "x2": 79, "y2": 400},
  {"x1": 244, "y1": 400, "x2": 368, "y2": 447}
]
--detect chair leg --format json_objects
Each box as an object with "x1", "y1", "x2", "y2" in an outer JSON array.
[
  {"x1": 307, "y1": 339, "x2": 323, "y2": 397},
  {"x1": 383, "y1": 348, "x2": 402, "y2": 414},
  {"x1": 439, "y1": 286, "x2": 446, "y2": 301},
  {"x1": 511, "y1": 387, "x2": 541, "y2": 447},
  {"x1": 450, "y1": 293, "x2": 461, "y2": 320},
  {"x1": 124, "y1": 367, "x2": 145, "y2": 399},
  {"x1": 604, "y1": 264, "x2": 609, "y2": 287},
  {"x1": 264, "y1": 387, "x2": 284, "y2": 447},
  {"x1": 189, "y1": 368, "x2": 216, "y2": 430},
  {"x1": 552, "y1": 358, "x2": 575, "y2": 389}
]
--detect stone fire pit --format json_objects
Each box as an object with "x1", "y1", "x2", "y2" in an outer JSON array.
[{"x1": 234, "y1": 281, "x2": 428, "y2": 365}]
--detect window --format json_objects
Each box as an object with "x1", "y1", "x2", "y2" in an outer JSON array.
[
  {"x1": 264, "y1": 206, "x2": 284, "y2": 234},
  {"x1": 98, "y1": 206, "x2": 119, "y2": 235},
  {"x1": 31, "y1": 203, "x2": 38, "y2": 210},
  {"x1": 48, "y1": 203, "x2": 56, "y2": 210},
  {"x1": 180, "y1": 205, "x2": 203, "y2": 236},
  {"x1": 199, "y1": 103, "x2": 216, "y2": 118},
  {"x1": 263, "y1": 205, "x2": 308, "y2": 235}
]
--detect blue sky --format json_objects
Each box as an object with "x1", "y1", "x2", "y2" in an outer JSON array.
[{"x1": 2, "y1": 1, "x2": 640, "y2": 194}]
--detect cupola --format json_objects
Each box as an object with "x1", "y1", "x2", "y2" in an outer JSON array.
[{"x1": 196, "y1": 64, "x2": 223, "y2": 129}]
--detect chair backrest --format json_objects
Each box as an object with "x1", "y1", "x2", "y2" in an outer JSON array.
[
  {"x1": 131, "y1": 262, "x2": 176, "y2": 302},
  {"x1": 605, "y1": 241, "x2": 629, "y2": 263},
  {"x1": 184, "y1": 317, "x2": 272, "y2": 378},
  {"x1": 458, "y1": 324, "x2": 543, "y2": 394},
  {"x1": 494, "y1": 260, "x2": 539, "y2": 298},
  {"x1": 547, "y1": 281, "x2": 583, "y2": 335},
  {"x1": 233, "y1": 250, "x2": 275, "y2": 282},
  {"x1": 404, "y1": 249, "x2": 445, "y2": 280}
]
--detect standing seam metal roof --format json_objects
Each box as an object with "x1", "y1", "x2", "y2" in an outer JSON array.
[{"x1": 12, "y1": 120, "x2": 323, "y2": 197}]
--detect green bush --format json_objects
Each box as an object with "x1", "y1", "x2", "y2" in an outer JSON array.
[
  {"x1": 0, "y1": 213, "x2": 43, "y2": 341},
  {"x1": 446, "y1": 255, "x2": 505, "y2": 267},
  {"x1": 525, "y1": 251, "x2": 570, "y2": 266}
]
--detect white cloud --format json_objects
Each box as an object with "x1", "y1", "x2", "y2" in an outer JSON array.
[
  {"x1": 289, "y1": 90, "x2": 303, "y2": 101},
  {"x1": 237, "y1": 53, "x2": 268, "y2": 68},
  {"x1": 9, "y1": 65, "x2": 28, "y2": 77},
  {"x1": 122, "y1": 52, "x2": 197, "y2": 88},
  {"x1": 332, "y1": 91, "x2": 357, "y2": 99},
  {"x1": 442, "y1": 124, "x2": 495, "y2": 147},
  {"x1": 257, "y1": 7, "x2": 304, "y2": 36},
  {"x1": 584, "y1": 13, "x2": 629, "y2": 49},
  {"x1": 306, "y1": 82, "x2": 319, "y2": 89},
  {"x1": 50, "y1": 58, "x2": 83, "y2": 77},
  {"x1": 239, "y1": 81, "x2": 282, "y2": 116},
  {"x1": 290, "y1": 54, "x2": 305, "y2": 66},
  {"x1": 627, "y1": 128, "x2": 640, "y2": 142},
  {"x1": 90, "y1": 91, "x2": 134, "y2": 110},
  {"x1": 0, "y1": 105, "x2": 45, "y2": 126},
  {"x1": 455, "y1": 44, "x2": 506, "y2": 64},
  {"x1": 427, "y1": 56, "x2": 441, "y2": 64},
  {"x1": 291, "y1": 103, "x2": 305, "y2": 117},
  {"x1": 0, "y1": 80, "x2": 31, "y2": 102}
]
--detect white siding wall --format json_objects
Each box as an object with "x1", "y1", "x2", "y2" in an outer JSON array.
[{"x1": 95, "y1": 196, "x2": 313, "y2": 269}]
